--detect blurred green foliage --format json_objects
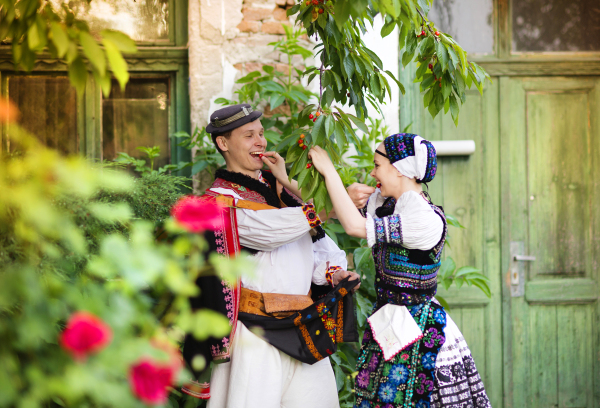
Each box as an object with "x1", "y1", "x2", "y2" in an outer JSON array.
[
  {"x1": 0, "y1": 124, "x2": 246, "y2": 408},
  {"x1": 0, "y1": 0, "x2": 136, "y2": 96}
]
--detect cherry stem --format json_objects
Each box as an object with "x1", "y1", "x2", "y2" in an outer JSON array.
[
  {"x1": 318, "y1": 63, "x2": 324, "y2": 112},
  {"x1": 416, "y1": 8, "x2": 439, "y2": 43}
]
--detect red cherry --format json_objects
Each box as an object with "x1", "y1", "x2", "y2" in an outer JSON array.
[
  {"x1": 309, "y1": 113, "x2": 314, "y2": 119},
  {"x1": 298, "y1": 139, "x2": 303, "y2": 144},
  {"x1": 259, "y1": 154, "x2": 264, "y2": 158},
  {"x1": 376, "y1": 182, "x2": 381, "y2": 188},
  {"x1": 302, "y1": 145, "x2": 307, "y2": 150},
  {"x1": 306, "y1": 163, "x2": 312, "y2": 168},
  {"x1": 428, "y1": 63, "x2": 433, "y2": 70},
  {"x1": 421, "y1": 30, "x2": 426, "y2": 36},
  {"x1": 347, "y1": 92, "x2": 350, "y2": 97},
  {"x1": 435, "y1": 31, "x2": 440, "y2": 36},
  {"x1": 318, "y1": 8, "x2": 324, "y2": 14},
  {"x1": 313, "y1": 118, "x2": 317, "y2": 122},
  {"x1": 312, "y1": 0, "x2": 318, "y2": 5}
]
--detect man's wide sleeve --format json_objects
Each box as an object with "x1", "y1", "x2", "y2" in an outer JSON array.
[
  {"x1": 236, "y1": 204, "x2": 321, "y2": 251},
  {"x1": 312, "y1": 235, "x2": 348, "y2": 286}
]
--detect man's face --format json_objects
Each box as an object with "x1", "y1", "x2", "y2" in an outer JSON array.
[{"x1": 217, "y1": 119, "x2": 266, "y2": 175}]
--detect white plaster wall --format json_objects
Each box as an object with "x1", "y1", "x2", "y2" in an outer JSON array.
[
  {"x1": 188, "y1": 0, "x2": 244, "y2": 131},
  {"x1": 362, "y1": 16, "x2": 400, "y2": 134}
]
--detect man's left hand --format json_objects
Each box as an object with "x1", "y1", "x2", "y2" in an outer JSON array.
[{"x1": 332, "y1": 270, "x2": 361, "y2": 293}]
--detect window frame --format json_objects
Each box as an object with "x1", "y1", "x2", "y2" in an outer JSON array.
[{"x1": 0, "y1": 0, "x2": 190, "y2": 177}]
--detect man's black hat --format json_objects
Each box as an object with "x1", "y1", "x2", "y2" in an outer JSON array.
[{"x1": 205, "y1": 103, "x2": 262, "y2": 134}]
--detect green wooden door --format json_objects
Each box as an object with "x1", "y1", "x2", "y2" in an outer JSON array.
[
  {"x1": 400, "y1": 68, "x2": 504, "y2": 407},
  {"x1": 501, "y1": 77, "x2": 600, "y2": 407}
]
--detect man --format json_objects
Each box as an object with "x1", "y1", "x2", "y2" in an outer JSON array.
[{"x1": 181, "y1": 104, "x2": 361, "y2": 408}]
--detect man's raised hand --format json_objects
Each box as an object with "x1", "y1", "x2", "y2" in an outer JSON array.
[
  {"x1": 347, "y1": 183, "x2": 376, "y2": 209},
  {"x1": 332, "y1": 269, "x2": 361, "y2": 293}
]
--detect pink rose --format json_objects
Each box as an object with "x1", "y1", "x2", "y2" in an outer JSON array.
[
  {"x1": 170, "y1": 196, "x2": 225, "y2": 232},
  {"x1": 60, "y1": 312, "x2": 112, "y2": 361},
  {"x1": 129, "y1": 358, "x2": 177, "y2": 405}
]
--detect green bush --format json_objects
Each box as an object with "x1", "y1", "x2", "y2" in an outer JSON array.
[{"x1": 0, "y1": 125, "x2": 244, "y2": 408}]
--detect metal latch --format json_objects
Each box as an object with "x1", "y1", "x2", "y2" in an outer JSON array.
[{"x1": 510, "y1": 241, "x2": 536, "y2": 297}]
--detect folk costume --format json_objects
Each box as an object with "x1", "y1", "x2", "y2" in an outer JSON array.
[
  {"x1": 181, "y1": 104, "x2": 358, "y2": 408},
  {"x1": 353, "y1": 134, "x2": 491, "y2": 408}
]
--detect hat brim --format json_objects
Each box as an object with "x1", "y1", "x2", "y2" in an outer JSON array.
[{"x1": 206, "y1": 110, "x2": 263, "y2": 134}]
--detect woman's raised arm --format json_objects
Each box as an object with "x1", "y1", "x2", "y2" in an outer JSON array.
[{"x1": 308, "y1": 146, "x2": 367, "y2": 239}]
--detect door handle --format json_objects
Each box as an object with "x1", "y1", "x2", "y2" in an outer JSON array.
[{"x1": 510, "y1": 242, "x2": 535, "y2": 297}]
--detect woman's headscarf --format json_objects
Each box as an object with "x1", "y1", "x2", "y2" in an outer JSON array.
[{"x1": 379, "y1": 133, "x2": 437, "y2": 183}]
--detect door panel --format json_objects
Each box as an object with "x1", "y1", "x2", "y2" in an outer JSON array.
[
  {"x1": 400, "y1": 69, "x2": 503, "y2": 407},
  {"x1": 502, "y1": 76, "x2": 600, "y2": 407}
]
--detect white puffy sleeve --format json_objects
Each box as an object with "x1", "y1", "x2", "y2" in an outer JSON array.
[
  {"x1": 236, "y1": 204, "x2": 321, "y2": 251},
  {"x1": 366, "y1": 191, "x2": 444, "y2": 250},
  {"x1": 311, "y1": 235, "x2": 348, "y2": 286}
]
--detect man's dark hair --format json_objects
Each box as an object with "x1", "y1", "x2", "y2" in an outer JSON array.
[{"x1": 211, "y1": 130, "x2": 232, "y2": 156}]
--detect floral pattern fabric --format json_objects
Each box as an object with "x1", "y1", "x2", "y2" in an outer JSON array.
[{"x1": 354, "y1": 301, "x2": 446, "y2": 408}]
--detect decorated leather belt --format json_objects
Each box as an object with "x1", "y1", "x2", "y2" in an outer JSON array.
[{"x1": 239, "y1": 287, "x2": 313, "y2": 319}]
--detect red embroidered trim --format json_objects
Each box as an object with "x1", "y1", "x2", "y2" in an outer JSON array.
[
  {"x1": 181, "y1": 381, "x2": 211, "y2": 400},
  {"x1": 302, "y1": 204, "x2": 321, "y2": 228},
  {"x1": 326, "y1": 265, "x2": 343, "y2": 286},
  {"x1": 336, "y1": 298, "x2": 344, "y2": 343}
]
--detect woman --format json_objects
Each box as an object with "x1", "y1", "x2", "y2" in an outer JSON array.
[{"x1": 308, "y1": 134, "x2": 491, "y2": 408}]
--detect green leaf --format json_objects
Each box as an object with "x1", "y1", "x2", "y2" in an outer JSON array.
[
  {"x1": 449, "y1": 94, "x2": 459, "y2": 126},
  {"x1": 436, "y1": 295, "x2": 450, "y2": 311},
  {"x1": 302, "y1": 172, "x2": 321, "y2": 202},
  {"x1": 313, "y1": 180, "x2": 328, "y2": 212},
  {"x1": 436, "y1": 41, "x2": 450, "y2": 71},
  {"x1": 68, "y1": 57, "x2": 88, "y2": 96},
  {"x1": 92, "y1": 69, "x2": 112, "y2": 97},
  {"x1": 442, "y1": 79, "x2": 451, "y2": 100},
  {"x1": 270, "y1": 93, "x2": 285, "y2": 110},
  {"x1": 80, "y1": 31, "x2": 106, "y2": 76},
  {"x1": 438, "y1": 257, "x2": 456, "y2": 279},
  {"x1": 369, "y1": 74, "x2": 381, "y2": 99},
  {"x1": 50, "y1": 22, "x2": 69, "y2": 58},
  {"x1": 471, "y1": 279, "x2": 492, "y2": 298},
  {"x1": 312, "y1": 115, "x2": 327, "y2": 145},
  {"x1": 192, "y1": 160, "x2": 209, "y2": 175},
  {"x1": 27, "y1": 15, "x2": 46, "y2": 51},
  {"x1": 297, "y1": 167, "x2": 311, "y2": 189},
  {"x1": 380, "y1": 20, "x2": 396, "y2": 38},
  {"x1": 100, "y1": 29, "x2": 137, "y2": 53},
  {"x1": 343, "y1": 54, "x2": 355, "y2": 79},
  {"x1": 454, "y1": 266, "x2": 482, "y2": 278},
  {"x1": 103, "y1": 38, "x2": 129, "y2": 90},
  {"x1": 384, "y1": 70, "x2": 405, "y2": 94},
  {"x1": 346, "y1": 114, "x2": 368, "y2": 134}
]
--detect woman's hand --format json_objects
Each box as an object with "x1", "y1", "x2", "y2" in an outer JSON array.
[
  {"x1": 307, "y1": 146, "x2": 336, "y2": 178},
  {"x1": 261, "y1": 151, "x2": 287, "y2": 182}
]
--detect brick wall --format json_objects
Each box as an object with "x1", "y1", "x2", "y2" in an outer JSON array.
[{"x1": 188, "y1": 0, "x2": 303, "y2": 131}]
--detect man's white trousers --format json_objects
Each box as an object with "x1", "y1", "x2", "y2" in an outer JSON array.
[{"x1": 207, "y1": 321, "x2": 340, "y2": 408}]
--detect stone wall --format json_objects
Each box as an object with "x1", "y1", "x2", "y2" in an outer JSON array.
[{"x1": 188, "y1": 0, "x2": 298, "y2": 132}]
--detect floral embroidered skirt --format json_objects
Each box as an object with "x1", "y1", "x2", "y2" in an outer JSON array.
[{"x1": 354, "y1": 301, "x2": 491, "y2": 408}]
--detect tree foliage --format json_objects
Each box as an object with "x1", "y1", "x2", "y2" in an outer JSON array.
[
  {"x1": 280, "y1": 0, "x2": 492, "y2": 212},
  {"x1": 0, "y1": 0, "x2": 136, "y2": 95}
]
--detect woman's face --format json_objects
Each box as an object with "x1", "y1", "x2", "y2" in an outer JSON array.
[{"x1": 370, "y1": 142, "x2": 402, "y2": 197}]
